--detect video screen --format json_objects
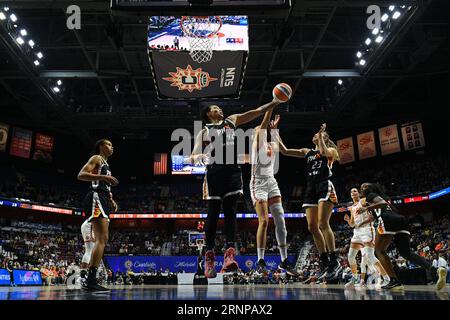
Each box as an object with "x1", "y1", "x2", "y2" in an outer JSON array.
[
  {"x1": 171, "y1": 155, "x2": 206, "y2": 175},
  {"x1": 148, "y1": 16, "x2": 249, "y2": 52}
]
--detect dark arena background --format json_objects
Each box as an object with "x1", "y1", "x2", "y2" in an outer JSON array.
[{"x1": 0, "y1": 0, "x2": 449, "y2": 314}]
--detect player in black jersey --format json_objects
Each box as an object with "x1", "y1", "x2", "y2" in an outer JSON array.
[
  {"x1": 360, "y1": 182, "x2": 447, "y2": 290},
  {"x1": 272, "y1": 118, "x2": 341, "y2": 283},
  {"x1": 191, "y1": 99, "x2": 282, "y2": 278},
  {"x1": 77, "y1": 139, "x2": 119, "y2": 292}
]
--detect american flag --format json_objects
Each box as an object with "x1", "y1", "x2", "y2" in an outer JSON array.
[{"x1": 154, "y1": 153, "x2": 168, "y2": 175}]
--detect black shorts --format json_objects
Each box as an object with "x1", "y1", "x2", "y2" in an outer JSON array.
[
  {"x1": 203, "y1": 165, "x2": 243, "y2": 200},
  {"x1": 82, "y1": 190, "x2": 113, "y2": 222},
  {"x1": 302, "y1": 179, "x2": 338, "y2": 208},
  {"x1": 377, "y1": 211, "x2": 410, "y2": 235}
]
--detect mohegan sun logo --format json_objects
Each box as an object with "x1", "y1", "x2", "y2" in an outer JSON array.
[{"x1": 162, "y1": 65, "x2": 218, "y2": 92}]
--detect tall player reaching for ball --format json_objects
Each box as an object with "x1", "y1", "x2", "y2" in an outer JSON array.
[
  {"x1": 344, "y1": 187, "x2": 389, "y2": 289},
  {"x1": 190, "y1": 84, "x2": 289, "y2": 279},
  {"x1": 77, "y1": 139, "x2": 118, "y2": 292},
  {"x1": 271, "y1": 116, "x2": 342, "y2": 283},
  {"x1": 249, "y1": 90, "x2": 298, "y2": 277}
]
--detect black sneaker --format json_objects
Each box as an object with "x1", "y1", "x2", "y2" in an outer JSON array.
[
  {"x1": 325, "y1": 259, "x2": 342, "y2": 282},
  {"x1": 381, "y1": 278, "x2": 404, "y2": 290},
  {"x1": 256, "y1": 259, "x2": 269, "y2": 276},
  {"x1": 278, "y1": 259, "x2": 299, "y2": 277},
  {"x1": 82, "y1": 279, "x2": 110, "y2": 293}
]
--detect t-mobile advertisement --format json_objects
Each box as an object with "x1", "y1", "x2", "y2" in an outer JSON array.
[
  {"x1": 12, "y1": 270, "x2": 42, "y2": 286},
  {"x1": 0, "y1": 268, "x2": 11, "y2": 286}
]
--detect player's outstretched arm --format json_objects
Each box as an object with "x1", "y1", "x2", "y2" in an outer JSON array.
[
  {"x1": 228, "y1": 99, "x2": 280, "y2": 127},
  {"x1": 317, "y1": 123, "x2": 339, "y2": 160},
  {"x1": 270, "y1": 115, "x2": 309, "y2": 158}
]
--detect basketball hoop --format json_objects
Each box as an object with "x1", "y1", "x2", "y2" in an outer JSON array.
[{"x1": 180, "y1": 16, "x2": 222, "y2": 63}]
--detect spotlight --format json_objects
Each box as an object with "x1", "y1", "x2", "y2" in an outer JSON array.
[
  {"x1": 359, "y1": 59, "x2": 366, "y2": 66},
  {"x1": 389, "y1": 5, "x2": 395, "y2": 11},
  {"x1": 37, "y1": 52, "x2": 43, "y2": 59},
  {"x1": 365, "y1": 38, "x2": 371, "y2": 45},
  {"x1": 33, "y1": 60, "x2": 40, "y2": 66},
  {"x1": 381, "y1": 14, "x2": 389, "y2": 22},
  {"x1": 4, "y1": 7, "x2": 9, "y2": 12},
  {"x1": 9, "y1": 14, "x2": 17, "y2": 22},
  {"x1": 0, "y1": 12, "x2": 6, "y2": 20},
  {"x1": 53, "y1": 87, "x2": 60, "y2": 93},
  {"x1": 372, "y1": 28, "x2": 379, "y2": 35},
  {"x1": 375, "y1": 36, "x2": 383, "y2": 43},
  {"x1": 16, "y1": 37, "x2": 24, "y2": 45},
  {"x1": 20, "y1": 29, "x2": 27, "y2": 36},
  {"x1": 338, "y1": 79, "x2": 343, "y2": 85},
  {"x1": 28, "y1": 40, "x2": 35, "y2": 48},
  {"x1": 356, "y1": 51, "x2": 362, "y2": 58},
  {"x1": 392, "y1": 11, "x2": 401, "y2": 19},
  {"x1": 57, "y1": 80, "x2": 62, "y2": 86}
]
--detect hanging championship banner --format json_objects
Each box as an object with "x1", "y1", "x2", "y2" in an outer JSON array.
[
  {"x1": 9, "y1": 127, "x2": 32, "y2": 159},
  {"x1": 337, "y1": 137, "x2": 355, "y2": 164},
  {"x1": 401, "y1": 121, "x2": 425, "y2": 151},
  {"x1": 378, "y1": 124, "x2": 401, "y2": 156},
  {"x1": 33, "y1": 133, "x2": 54, "y2": 163},
  {"x1": 149, "y1": 51, "x2": 247, "y2": 99},
  {"x1": 0, "y1": 123, "x2": 9, "y2": 152},
  {"x1": 357, "y1": 131, "x2": 377, "y2": 160}
]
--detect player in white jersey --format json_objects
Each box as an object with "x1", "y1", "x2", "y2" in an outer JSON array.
[
  {"x1": 344, "y1": 188, "x2": 389, "y2": 289},
  {"x1": 80, "y1": 219, "x2": 107, "y2": 285},
  {"x1": 250, "y1": 109, "x2": 298, "y2": 276}
]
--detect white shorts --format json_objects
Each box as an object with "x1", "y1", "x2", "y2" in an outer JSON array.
[
  {"x1": 250, "y1": 176, "x2": 281, "y2": 205},
  {"x1": 351, "y1": 226, "x2": 375, "y2": 245},
  {"x1": 81, "y1": 220, "x2": 95, "y2": 243}
]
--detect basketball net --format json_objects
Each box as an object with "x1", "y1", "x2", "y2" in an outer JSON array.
[
  {"x1": 196, "y1": 238, "x2": 205, "y2": 254},
  {"x1": 181, "y1": 16, "x2": 222, "y2": 63}
]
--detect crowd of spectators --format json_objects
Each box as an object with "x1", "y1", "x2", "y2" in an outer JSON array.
[{"x1": 1, "y1": 154, "x2": 449, "y2": 214}]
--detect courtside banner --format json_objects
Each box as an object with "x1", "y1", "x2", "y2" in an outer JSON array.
[
  {"x1": 337, "y1": 137, "x2": 355, "y2": 164},
  {"x1": 357, "y1": 131, "x2": 377, "y2": 160},
  {"x1": 378, "y1": 124, "x2": 401, "y2": 156},
  {"x1": 105, "y1": 255, "x2": 295, "y2": 273},
  {"x1": 0, "y1": 123, "x2": 9, "y2": 152},
  {"x1": 0, "y1": 268, "x2": 11, "y2": 286},
  {"x1": 149, "y1": 50, "x2": 246, "y2": 99},
  {"x1": 401, "y1": 121, "x2": 426, "y2": 151}
]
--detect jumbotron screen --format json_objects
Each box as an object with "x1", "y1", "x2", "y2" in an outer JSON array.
[
  {"x1": 148, "y1": 16, "x2": 249, "y2": 52},
  {"x1": 171, "y1": 155, "x2": 206, "y2": 175}
]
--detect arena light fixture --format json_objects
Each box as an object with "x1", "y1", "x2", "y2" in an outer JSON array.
[
  {"x1": 338, "y1": 79, "x2": 343, "y2": 85},
  {"x1": 9, "y1": 13, "x2": 17, "y2": 22},
  {"x1": 16, "y1": 36, "x2": 24, "y2": 45},
  {"x1": 381, "y1": 13, "x2": 389, "y2": 22},
  {"x1": 365, "y1": 38, "x2": 371, "y2": 45},
  {"x1": 20, "y1": 29, "x2": 27, "y2": 36},
  {"x1": 33, "y1": 60, "x2": 40, "y2": 66},
  {"x1": 392, "y1": 11, "x2": 401, "y2": 19},
  {"x1": 375, "y1": 36, "x2": 383, "y2": 43},
  {"x1": 3, "y1": 7, "x2": 9, "y2": 12},
  {"x1": 53, "y1": 87, "x2": 60, "y2": 93},
  {"x1": 37, "y1": 52, "x2": 43, "y2": 59},
  {"x1": 28, "y1": 39, "x2": 35, "y2": 48},
  {"x1": 359, "y1": 59, "x2": 366, "y2": 66},
  {"x1": 57, "y1": 80, "x2": 62, "y2": 86},
  {"x1": 388, "y1": 5, "x2": 395, "y2": 11},
  {"x1": 0, "y1": 12, "x2": 6, "y2": 20},
  {"x1": 356, "y1": 51, "x2": 362, "y2": 58},
  {"x1": 372, "y1": 28, "x2": 379, "y2": 35}
]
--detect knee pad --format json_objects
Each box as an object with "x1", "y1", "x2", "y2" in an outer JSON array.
[
  {"x1": 82, "y1": 242, "x2": 95, "y2": 264},
  {"x1": 362, "y1": 247, "x2": 378, "y2": 269},
  {"x1": 348, "y1": 247, "x2": 358, "y2": 266},
  {"x1": 269, "y1": 203, "x2": 287, "y2": 245}
]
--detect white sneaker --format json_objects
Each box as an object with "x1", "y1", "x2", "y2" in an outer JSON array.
[
  {"x1": 345, "y1": 276, "x2": 359, "y2": 289},
  {"x1": 382, "y1": 277, "x2": 391, "y2": 287},
  {"x1": 356, "y1": 280, "x2": 367, "y2": 290}
]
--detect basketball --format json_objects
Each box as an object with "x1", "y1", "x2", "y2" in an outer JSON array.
[{"x1": 273, "y1": 83, "x2": 292, "y2": 102}]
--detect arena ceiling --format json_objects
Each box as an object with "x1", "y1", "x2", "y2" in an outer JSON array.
[{"x1": 0, "y1": 0, "x2": 448, "y2": 147}]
